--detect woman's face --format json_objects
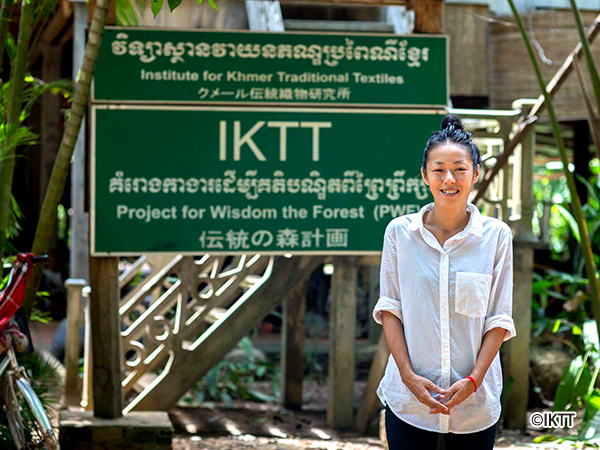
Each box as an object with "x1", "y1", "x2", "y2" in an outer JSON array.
[{"x1": 421, "y1": 143, "x2": 479, "y2": 208}]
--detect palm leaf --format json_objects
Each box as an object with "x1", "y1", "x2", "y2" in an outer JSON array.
[
  {"x1": 555, "y1": 204, "x2": 581, "y2": 243},
  {"x1": 0, "y1": 124, "x2": 38, "y2": 153},
  {"x1": 22, "y1": 77, "x2": 73, "y2": 114},
  {"x1": 116, "y1": 0, "x2": 141, "y2": 26}
]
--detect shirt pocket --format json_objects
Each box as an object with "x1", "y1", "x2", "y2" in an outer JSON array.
[{"x1": 455, "y1": 272, "x2": 493, "y2": 318}]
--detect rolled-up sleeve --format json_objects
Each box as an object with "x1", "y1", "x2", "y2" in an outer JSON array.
[
  {"x1": 373, "y1": 223, "x2": 403, "y2": 325},
  {"x1": 485, "y1": 226, "x2": 517, "y2": 342}
]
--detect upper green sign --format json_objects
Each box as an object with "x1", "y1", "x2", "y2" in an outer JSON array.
[{"x1": 93, "y1": 27, "x2": 448, "y2": 107}]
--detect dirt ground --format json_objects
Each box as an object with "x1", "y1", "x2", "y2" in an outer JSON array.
[{"x1": 169, "y1": 381, "x2": 583, "y2": 450}]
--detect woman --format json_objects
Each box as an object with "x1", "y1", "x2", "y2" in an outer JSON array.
[{"x1": 373, "y1": 114, "x2": 516, "y2": 450}]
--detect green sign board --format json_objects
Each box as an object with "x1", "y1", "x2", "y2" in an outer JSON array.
[
  {"x1": 93, "y1": 27, "x2": 448, "y2": 108},
  {"x1": 91, "y1": 106, "x2": 442, "y2": 255}
]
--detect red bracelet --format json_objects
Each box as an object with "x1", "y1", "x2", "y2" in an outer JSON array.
[{"x1": 465, "y1": 376, "x2": 477, "y2": 392}]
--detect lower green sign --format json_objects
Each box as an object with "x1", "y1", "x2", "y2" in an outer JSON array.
[{"x1": 91, "y1": 106, "x2": 442, "y2": 255}]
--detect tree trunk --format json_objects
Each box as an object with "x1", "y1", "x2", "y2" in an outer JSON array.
[
  {"x1": 0, "y1": 0, "x2": 34, "y2": 259},
  {"x1": 23, "y1": 0, "x2": 111, "y2": 316}
]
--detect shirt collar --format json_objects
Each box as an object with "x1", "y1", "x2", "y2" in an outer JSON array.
[{"x1": 407, "y1": 202, "x2": 483, "y2": 238}]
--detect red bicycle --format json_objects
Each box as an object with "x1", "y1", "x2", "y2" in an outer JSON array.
[{"x1": 0, "y1": 253, "x2": 59, "y2": 449}]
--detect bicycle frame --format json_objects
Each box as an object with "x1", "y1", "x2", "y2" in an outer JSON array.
[{"x1": 0, "y1": 344, "x2": 18, "y2": 378}]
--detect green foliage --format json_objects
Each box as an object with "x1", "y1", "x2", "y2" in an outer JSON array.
[
  {"x1": 555, "y1": 174, "x2": 600, "y2": 272},
  {"x1": 534, "y1": 166, "x2": 571, "y2": 257},
  {"x1": 150, "y1": 0, "x2": 163, "y2": 18},
  {"x1": 534, "y1": 321, "x2": 600, "y2": 445},
  {"x1": 33, "y1": 0, "x2": 59, "y2": 22},
  {"x1": 531, "y1": 269, "x2": 589, "y2": 343},
  {"x1": 553, "y1": 353, "x2": 594, "y2": 412},
  {"x1": 148, "y1": 0, "x2": 219, "y2": 17},
  {"x1": 0, "y1": 74, "x2": 72, "y2": 256},
  {"x1": 167, "y1": 0, "x2": 182, "y2": 12},
  {"x1": 198, "y1": 0, "x2": 219, "y2": 11},
  {"x1": 0, "y1": 352, "x2": 61, "y2": 447},
  {"x1": 4, "y1": 33, "x2": 15, "y2": 64},
  {"x1": 1, "y1": 75, "x2": 72, "y2": 125},
  {"x1": 116, "y1": 0, "x2": 146, "y2": 25},
  {"x1": 303, "y1": 349, "x2": 326, "y2": 384},
  {"x1": 510, "y1": 3, "x2": 600, "y2": 406},
  {"x1": 29, "y1": 306, "x2": 52, "y2": 324},
  {"x1": 180, "y1": 336, "x2": 280, "y2": 407}
]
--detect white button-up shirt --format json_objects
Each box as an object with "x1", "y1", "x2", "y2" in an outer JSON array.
[{"x1": 373, "y1": 202, "x2": 517, "y2": 434}]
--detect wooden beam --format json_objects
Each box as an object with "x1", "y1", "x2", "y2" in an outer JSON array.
[
  {"x1": 89, "y1": 257, "x2": 123, "y2": 418},
  {"x1": 473, "y1": 13, "x2": 600, "y2": 204},
  {"x1": 277, "y1": 0, "x2": 406, "y2": 5},
  {"x1": 58, "y1": 24, "x2": 74, "y2": 48},
  {"x1": 324, "y1": 254, "x2": 380, "y2": 267},
  {"x1": 327, "y1": 256, "x2": 358, "y2": 429},
  {"x1": 356, "y1": 333, "x2": 389, "y2": 433},
  {"x1": 281, "y1": 278, "x2": 307, "y2": 410},
  {"x1": 408, "y1": 0, "x2": 443, "y2": 33}
]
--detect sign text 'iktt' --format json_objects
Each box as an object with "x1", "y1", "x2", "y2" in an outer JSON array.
[{"x1": 91, "y1": 106, "x2": 441, "y2": 255}]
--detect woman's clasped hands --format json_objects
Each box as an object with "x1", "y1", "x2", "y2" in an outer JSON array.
[{"x1": 402, "y1": 373, "x2": 476, "y2": 415}]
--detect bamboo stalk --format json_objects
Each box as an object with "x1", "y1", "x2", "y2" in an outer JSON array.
[
  {"x1": 0, "y1": 0, "x2": 34, "y2": 259},
  {"x1": 508, "y1": 0, "x2": 600, "y2": 339},
  {"x1": 573, "y1": 57, "x2": 600, "y2": 158},
  {"x1": 569, "y1": 0, "x2": 600, "y2": 119},
  {"x1": 22, "y1": 0, "x2": 111, "y2": 316}
]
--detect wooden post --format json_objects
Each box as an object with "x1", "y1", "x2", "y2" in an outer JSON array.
[
  {"x1": 81, "y1": 286, "x2": 93, "y2": 410},
  {"x1": 408, "y1": 0, "x2": 444, "y2": 33},
  {"x1": 281, "y1": 278, "x2": 307, "y2": 410},
  {"x1": 40, "y1": 45, "x2": 62, "y2": 253},
  {"x1": 368, "y1": 265, "x2": 381, "y2": 345},
  {"x1": 64, "y1": 278, "x2": 87, "y2": 408},
  {"x1": 89, "y1": 257, "x2": 123, "y2": 418},
  {"x1": 504, "y1": 245, "x2": 533, "y2": 429},
  {"x1": 505, "y1": 129, "x2": 536, "y2": 429},
  {"x1": 327, "y1": 256, "x2": 358, "y2": 429},
  {"x1": 356, "y1": 333, "x2": 389, "y2": 433},
  {"x1": 70, "y1": 0, "x2": 90, "y2": 281},
  {"x1": 40, "y1": 45, "x2": 62, "y2": 202}
]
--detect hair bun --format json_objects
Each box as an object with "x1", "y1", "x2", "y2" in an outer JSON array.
[{"x1": 441, "y1": 114, "x2": 464, "y2": 132}]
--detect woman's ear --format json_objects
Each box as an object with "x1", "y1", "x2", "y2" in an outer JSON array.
[
  {"x1": 421, "y1": 166, "x2": 429, "y2": 185},
  {"x1": 473, "y1": 164, "x2": 480, "y2": 184}
]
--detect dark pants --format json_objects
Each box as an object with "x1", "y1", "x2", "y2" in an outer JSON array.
[{"x1": 385, "y1": 406, "x2": 498, "y2": 450}]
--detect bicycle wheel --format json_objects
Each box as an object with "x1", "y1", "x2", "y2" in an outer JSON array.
[
  {"x1": 14, "y1": 374, "x2": 59, "y2": 449},
  {"x1": 4, "y1": 371, "x2": 59, "y2": 449},
  {"x1": 4, "y1": 371, "x2": 27, "y2": 449}
]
